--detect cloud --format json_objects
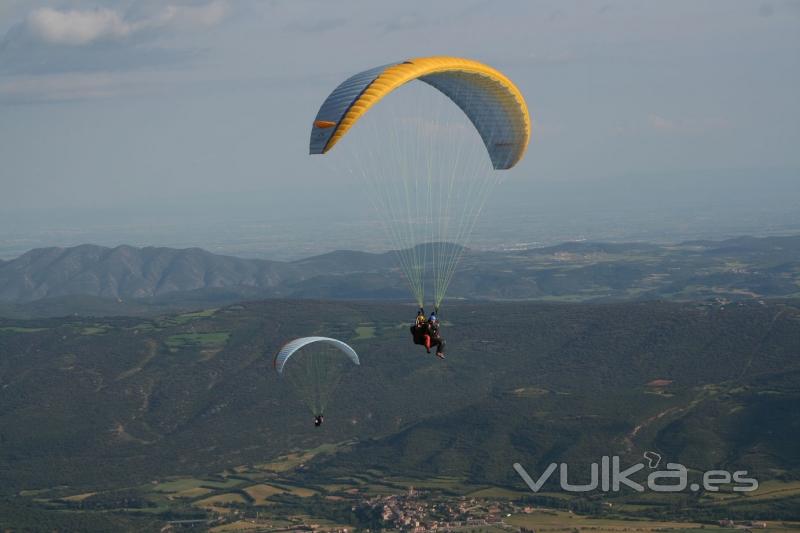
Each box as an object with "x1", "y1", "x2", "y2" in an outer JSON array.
[
  {"x1": 0, "y1": 64, "x2": 226, "y2": 105},
  {"x1": 0, "y1": 72, "x2": 122, "y2": 103},
  {"x1": 284, "y1": 17, "x2": 348, "y2": 34},
  {"x1": 647, "y1": 114, "x2": 732, "y2": 133},
  {"x1": 27, "y1": 8, "x2": 134, "y2": 46},
  {"x1": 0, "y1": 2, "x2": 227, "y2": 80},
  {"x1": 610, "y1": 114, "x2": 733, "y2": 137},
  {"x1": 527, "y1": 50, "x2": 576, "y2": 66},
  {"x1": 648, "y1": 114, "x2": 674, "y2": 130},
  {"x1": 160, "y1": 2, "x2": 229, "y2": 30},
  {"x1": 381, "y1": 12, "x2": 426, "y2": 33},
  {"x1": 758, "y1": 3, "x2": 775, "y2": 17},
  {"x1": 23, "y1": 2, "x2": 228, "y2": 47}
]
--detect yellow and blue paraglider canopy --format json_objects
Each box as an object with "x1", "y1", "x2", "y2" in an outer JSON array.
[
  {"x1": 309, "y1": 56, "x2": 530, "y2": 170},
  {"x1": 308, "y1": 56, "x2": 530, "y2": 310}
]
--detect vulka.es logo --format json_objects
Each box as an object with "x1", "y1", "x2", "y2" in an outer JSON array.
[{"x1": 513, "y1": 453, "x2": 758, "y2": 493}]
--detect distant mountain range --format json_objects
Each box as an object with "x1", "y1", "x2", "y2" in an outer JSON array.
[{"x1": 0, "y1": 236, "x2": 798, "y2": 312}]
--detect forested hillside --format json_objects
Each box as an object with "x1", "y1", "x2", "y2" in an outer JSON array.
[{"x1": 1, "y1": 299, "x2": 798, "y2": 495}]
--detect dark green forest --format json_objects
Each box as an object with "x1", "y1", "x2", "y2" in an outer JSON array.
[{"x1": 1, "y1": 299, "x2": 798, "y2": 499}]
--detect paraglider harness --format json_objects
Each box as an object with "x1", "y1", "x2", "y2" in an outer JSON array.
[{"x1": 314, "y1": 415, "x2": 324, "y2": 427}]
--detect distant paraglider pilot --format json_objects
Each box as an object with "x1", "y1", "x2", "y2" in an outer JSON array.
[{"x1": 274, "y1": 337, "x2": 360, "y2": 425}]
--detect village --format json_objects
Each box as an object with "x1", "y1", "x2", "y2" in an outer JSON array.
[
  {"x1": 163, "y1": 485, "x2": 782, "y2": 533},
  {"x1": 367, "y1": 488, "x2": 519, "y2": 531}
]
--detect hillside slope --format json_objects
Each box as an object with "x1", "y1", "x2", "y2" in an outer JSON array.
[{"x1": 0, "y1": 299, "x2": 798, "y2": 494}]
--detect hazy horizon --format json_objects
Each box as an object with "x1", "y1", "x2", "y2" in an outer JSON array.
[
  {"x1": 1, "y1": 167, "x2": 798, "y2": 261},
  {"x1": 2, "y1": 1, "x2": 798, "y2": 259}
]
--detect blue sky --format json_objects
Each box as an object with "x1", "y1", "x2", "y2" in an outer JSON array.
[{"x1": 1, "y1": 1, "x2": 798, "y2": 257}]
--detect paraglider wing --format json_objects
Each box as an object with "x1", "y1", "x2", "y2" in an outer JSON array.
[
  {"x1": 274, "y1": 336, "x2": 360, "y2": 375},
  {"x1": 308, "y1": 56, "x2": 531, "y2": 309},
  {"x1": 309, "y1": 56, "x2": 530, "y2": 170}
]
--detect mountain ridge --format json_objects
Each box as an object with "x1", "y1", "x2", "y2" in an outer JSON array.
[{"x1": 0, "y1": 235, "x2": 798, "y2": 306}]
